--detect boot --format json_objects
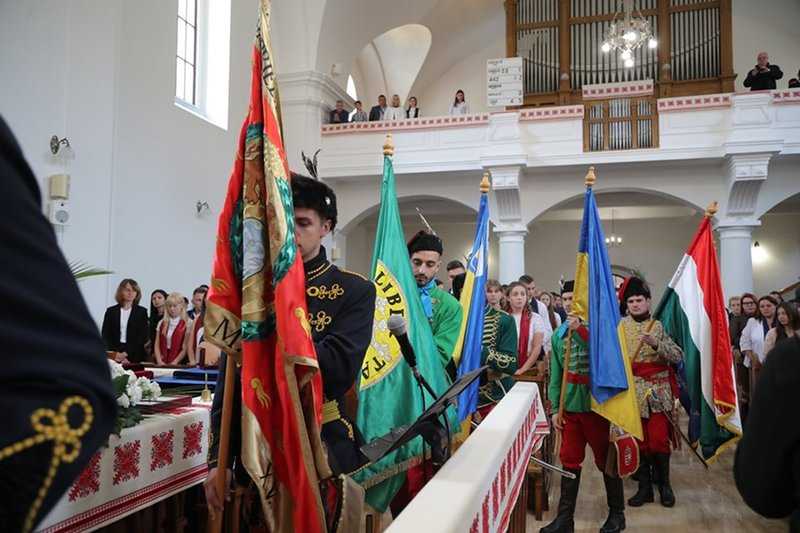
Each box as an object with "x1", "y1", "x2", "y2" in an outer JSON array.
[
  {"x1": 627, "y1": 455, "x2": 654, "y2": 507},
  {"x1": 540, "y1": 468, "x2": 581, "y2": 533},
  {"x1": 600, "y1": 474, "x2": 626, "y2": 533},
  {"x1": 654, "y1": 453, "x2": 675, "y2": 507}
]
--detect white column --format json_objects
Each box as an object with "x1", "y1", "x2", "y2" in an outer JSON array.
[
  {"x1": 717, "y1": 224, "x2": 757, "y2": 299},
  {"x1": 495, "y1": 227, "x2": 527, "y2": 284}
]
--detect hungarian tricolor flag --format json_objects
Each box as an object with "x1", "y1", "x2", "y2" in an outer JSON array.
[
  {"x1": 204, "y1": 1, "x2": 330, "y2": 531},
  {"x1": 654, "y1": 205, "x2": 742, "y2": 461}
]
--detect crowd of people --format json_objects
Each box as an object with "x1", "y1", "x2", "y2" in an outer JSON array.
[
  {"x1": 100, "y1": 280, "x2": 219, "y2": 367},
  {"x1": 328, "y1": 89, "x2": 470, "y2": 124},
  {"x1": 728, "y1": 290, "x2": 800, "y2": 421}
]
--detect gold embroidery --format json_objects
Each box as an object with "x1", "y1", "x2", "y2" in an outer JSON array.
[
  {"x1": 294, "y1": 308, "x2": 311, "y2": 338},
  {"x1": 308, "y1": 310, "x2": 332, "y2": 333},
  {"x1": 0, "y1": 396, "x2": 93, "y2": 533},
  {"x1": 306, "y1": 283, "x2": 344, "y2": 300},
  {"x1": 306, "y1": 262, "x2": 333, "y2": 282},
  {"x1": 250, "y1": 378, "x2": 271, "y2": 409}
]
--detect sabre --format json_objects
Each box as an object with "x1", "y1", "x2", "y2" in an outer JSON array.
[
  {"x1": 647, "y1": 389, "x2": 709, "y2": 470},
  {"x1": 530, "y1": 457, "x2": 578, "y2": 479}
]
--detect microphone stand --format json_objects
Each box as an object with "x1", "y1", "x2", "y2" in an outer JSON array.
[{"x1": 409, "y1": 363, "x2": 453, "y2": 471}]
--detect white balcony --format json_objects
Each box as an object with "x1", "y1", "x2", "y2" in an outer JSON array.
[{"x1": 319, "y1": 90, "x2": 800, "y2": 179}]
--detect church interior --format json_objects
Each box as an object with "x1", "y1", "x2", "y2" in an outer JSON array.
[{"x1": 1, "y1": 0, "x2": 799, "y2": 531}]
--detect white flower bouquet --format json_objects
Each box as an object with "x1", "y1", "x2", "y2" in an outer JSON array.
[{"x1": 109, "y1": 360, "x2": 162, "y2": 434}]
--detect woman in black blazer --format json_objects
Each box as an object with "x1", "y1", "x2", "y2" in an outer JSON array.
[{"x1": 101, "y1": 278, "x2": 149, "y2": 364}]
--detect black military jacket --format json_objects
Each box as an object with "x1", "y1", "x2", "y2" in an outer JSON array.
[
  {"x1": 0, "y1": 117, "x2": 116, "y2": 532},
  {"x1": 210, "y1": 246, "x2": 375, "y2": 475}
]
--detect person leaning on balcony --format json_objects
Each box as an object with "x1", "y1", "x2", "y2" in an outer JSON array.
[
  {"x1": 369, "y1": 94, "x2": 387, "y2": 121},
  {"x1": 743, "y1": 52, "x2": 783, "y2": 91},
  {"x1": 449, "y1": 89, "x2": 469, "y2": 115},
  {"x1": 329, "y1": 99, "x2": 349, "y2": 124},
  {"x1": 406, "y1": 96, "x2": 421, "y2": 118},
  {"x1": 384, "y1": 94, "x2": 404, "y2": 121},
  {"x1": 789, "y1": 70, "x2": 800, "y2": 89},
  {"x1": 350, "y1": 100, "x2": 368, "y2": 122}
]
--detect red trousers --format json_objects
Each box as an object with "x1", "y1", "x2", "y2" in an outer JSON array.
[
  {"x1": 639, "y1": 413, "x2": 671, "y2": 455},
  {"x1": 559, "y1": 411, "x2": 610, "y2": 470}
]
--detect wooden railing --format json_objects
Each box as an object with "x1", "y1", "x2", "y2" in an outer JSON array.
[
  {"x1": 584, "y1": 96, "x2": 659, "y2": 151},
  {"x1": 506, "y1": 0, "x2": 735, "y2": 107}
]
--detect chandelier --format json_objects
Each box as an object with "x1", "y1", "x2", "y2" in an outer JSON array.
[
  {"x1": 601, "y1": 0, "x2": 657, "y2": 68},
  {"x1": 605, "y1": 209, "x2": 623, "y2": 247}
]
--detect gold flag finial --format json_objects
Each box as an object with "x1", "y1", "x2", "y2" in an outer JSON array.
[
  {"x1": 480, "y1": 172, "x2": 491, "y2": 193},
  {"x1": 705, "y1": 201, "x2": 719, "y2": 218},
  {"x1": 383, "y1": 134, "x2": 394, "y2": 157},
  {"x1": 585, "y1": 166, "x2": 597, "y2": 187}
]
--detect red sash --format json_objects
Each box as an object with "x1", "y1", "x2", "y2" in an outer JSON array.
[
  {"x1": 159, "y1": 319, "x2": 187, "y2": 364},
  {"x1": 631, "y1": 361, "x2": 679, "y2": 398},
  {"x1": 517, "y1": 309, "x2": 532, "y2": 367}
]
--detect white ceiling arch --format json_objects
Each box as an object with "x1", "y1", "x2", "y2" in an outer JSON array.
[{"x1": 352, "y1": 24, "x2": 432, "y2": 105}]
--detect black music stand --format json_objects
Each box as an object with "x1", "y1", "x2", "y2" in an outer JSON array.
[{"x1": 360, "y1": 365, "x2": 487, "y2": 465}]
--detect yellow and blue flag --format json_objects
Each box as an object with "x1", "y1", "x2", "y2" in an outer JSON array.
[
  {"x1": 572, "y1": 169, "x2": 643, "y2": 440},
  {"x1": 452, "y1": 175, "x2": 491, "y2": 421}
]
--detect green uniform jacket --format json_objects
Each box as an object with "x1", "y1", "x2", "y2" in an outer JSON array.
[
  {"x1": 548, "y1": 321, "x2": 592, "y2": 413},
  {"x1": 429, "y1": 286, "x2": 463, "y2": 369},
  {"x1": 478, "y1": 306, "x2": 519, "y2": 407}
]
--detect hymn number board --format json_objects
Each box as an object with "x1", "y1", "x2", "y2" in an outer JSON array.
[{"x1": 487, "y1": 57, "x2": 523, "y2": 107}]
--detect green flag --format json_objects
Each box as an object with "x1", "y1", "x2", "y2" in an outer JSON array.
[{"x1": 353, "y1": 141, "x2": 458, "y2": 512}]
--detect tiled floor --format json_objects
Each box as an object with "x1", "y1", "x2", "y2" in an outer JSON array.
[{"x1": 528, "y1": 444, "x2": 789, "y2": 532}]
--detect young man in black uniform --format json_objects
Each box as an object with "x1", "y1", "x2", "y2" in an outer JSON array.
[
  {"x1": 0, "y1": 116, "x2": 117, "y2": 532},
  {"x1": 205, "y1": 173, "x2": 376, "y2": 512}
]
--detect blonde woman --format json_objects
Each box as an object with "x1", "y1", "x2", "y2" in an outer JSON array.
[{"x1": 154, "y1": 292, "x2": 191, "y2": 365}]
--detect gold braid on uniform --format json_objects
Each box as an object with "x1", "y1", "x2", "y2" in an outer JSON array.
[
  {"x1": 0, "y1": 396, "x2": 93, "y2": 533},
  {"x1": 306, "y1": 262, "x2": 332, "y2": 282},
  {"x1": 481, "y1": 312, "x2": 515, "y2": 370}
]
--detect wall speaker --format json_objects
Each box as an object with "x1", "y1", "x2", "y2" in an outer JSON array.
[{"x1": 49, "y1": 200, "x2": 71, "y2": 226}]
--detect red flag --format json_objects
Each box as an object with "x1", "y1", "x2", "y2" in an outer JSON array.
[{"x1": 205, "y1": 2, "x2": 329, "y2": 531}]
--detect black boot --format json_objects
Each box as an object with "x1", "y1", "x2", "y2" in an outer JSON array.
[
  {"x1": 627, "y1": 455, "x2": 654, "y2": 507},
  {"x1": 600, "y1": 474, "x2": 626, "y2": 533},
  {"x1": 654, "y1": 453, "x2": 675, "y2": 507},
  {"x1": 540, "y1": 468, "x2": 581, "y2": 533}
]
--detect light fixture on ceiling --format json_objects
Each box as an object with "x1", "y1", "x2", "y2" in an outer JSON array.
[
  {"x1": 601, "y1": 0, "x2": 656, "y2": 69},
  {"x1": 605, "y1": 209, "x2": 623, "y2": 247}
]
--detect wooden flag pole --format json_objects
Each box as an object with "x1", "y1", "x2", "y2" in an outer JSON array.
[{"x1": 208, "y1": 354, "x2": 237, "y2": 533}]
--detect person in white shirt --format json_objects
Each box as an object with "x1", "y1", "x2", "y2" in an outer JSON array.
[
  {"x1": 385, "y1": 94, "x2": 405, "y2": 121},
  {"x1": 740, "y1": 295, "x2": 778, "y2": 397},
  {"x1": 518, "y1": 274, "x2": 554, "y2": 342},
  {"x1": 449, "y1": 89, "x2": 469, "y2": 115},
  {"x1": 406, "y1": 96, "x2": 421, "y2": 118},
  {"x1": 506, "y1": 282, "x2": 545, "y2": 375}
]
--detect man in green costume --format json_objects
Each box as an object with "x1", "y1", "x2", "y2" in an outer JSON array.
[
  {"x1": 476, "y1": 297, "x2": 519, "y2": 420},
  {"x1": 542, "y1": 281, "x2": 626, "y2": 533},
  {"x1": 407, "y1": 230, "x2": 463, "y2": 378}
]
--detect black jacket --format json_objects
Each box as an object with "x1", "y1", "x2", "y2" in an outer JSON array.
[
  {"x1": 101, "y1": 304, "x2": 149, "y2": 363},
  {"x1": 744, "y1": 64, "x2": 783, "y2": 91},
  {"x1": 734, "y1": 336, "x2": 800, "y2": 531},
  {"x1": 369, "y1": 105, "x2": 385, "y2": 121},
  {"x1": 329, "y1": 109, "x2": 349, "y2": 124},
  {"x1": 0, "y1": 116, "x2": 116, "y2": 531},
  {"x1": 209, "y1": 247, "x2": 376, "y2": 476}
]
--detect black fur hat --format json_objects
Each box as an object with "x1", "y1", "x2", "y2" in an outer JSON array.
[
  {"x1": 407, "y1": 230, "x2": 443, "y2": 256},
  {"x1": 291, "y1": 172, "x2": 337, "y2": 230}
]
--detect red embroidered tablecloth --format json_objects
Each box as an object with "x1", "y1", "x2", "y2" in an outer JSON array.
[{"x1": 36, "y1": 405, "x2": 210, "y2": 532}]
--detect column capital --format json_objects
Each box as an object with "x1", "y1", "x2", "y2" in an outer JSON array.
[
  {"x1": 493, "y1": 224, "x2": 528, "y2": 241},
  {"x1": 722, "y1": 152, "x2": 774, "y2": 221}
]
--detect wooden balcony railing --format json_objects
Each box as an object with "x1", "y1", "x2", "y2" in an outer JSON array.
[{"x1": 584, "y1": 96, "x2": 659, "y2": 151}]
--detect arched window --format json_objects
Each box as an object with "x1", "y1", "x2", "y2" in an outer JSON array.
[{"x1": 346, "y1": 75, "x2": 358, "y2": 102}]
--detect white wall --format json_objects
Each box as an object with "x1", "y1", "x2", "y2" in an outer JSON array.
[
  {"x1": 0, "y1": 0, "x2": 258, "y2": 323},
  {"x1": 733, "y1": 0, "x2": 800, "y2": 89},
  {"x1": 752, "y1": 212, "x2": 800, "y2": 296},
  {"x1": 108, "y1": 0, "x2": 257, "y2": 314},
  {"x1": 0, "y1": 0, "x2": 122, "y2": 320}
]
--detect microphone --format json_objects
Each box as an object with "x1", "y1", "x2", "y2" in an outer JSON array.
[
  {"x1": 387, "y1": 314, "x2": 417, "y2": 369},
  {"x1": 387, "y1": 315, "x2": 437, "y2": 399}
]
